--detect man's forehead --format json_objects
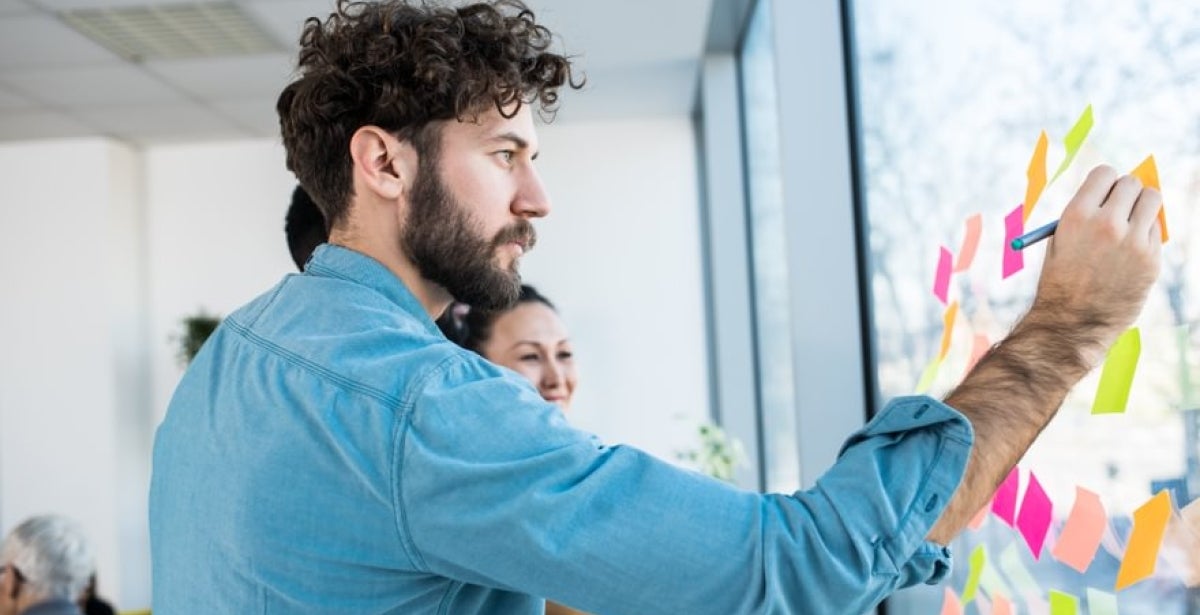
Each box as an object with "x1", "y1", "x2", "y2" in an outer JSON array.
[{"x1": 453, "y1": 105, "x2": 539, "y2": 148}]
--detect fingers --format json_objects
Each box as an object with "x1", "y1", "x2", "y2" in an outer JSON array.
[
  {"x1": 1099, "y1": 174, "x2": 1143, "y2": 226},
  {"x1": 1129, "y1": 187, "x2": 1164, "y2": 243},
  {"x1": 1062, "y1": 165, "x2": 1119, "y2": 220}
]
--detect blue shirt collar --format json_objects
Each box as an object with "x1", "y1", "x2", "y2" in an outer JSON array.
[{"x1": 304, "y1": 243, "x2": 442, "y2": 335}]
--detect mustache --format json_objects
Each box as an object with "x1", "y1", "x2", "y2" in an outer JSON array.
[{"x1": 492, "y1": 220, "x2": 537, "y2": 251}]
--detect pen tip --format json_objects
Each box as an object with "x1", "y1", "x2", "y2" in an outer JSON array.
[{"x1": 1010, "y1": 239, "x2": 1023, "y2": 250}]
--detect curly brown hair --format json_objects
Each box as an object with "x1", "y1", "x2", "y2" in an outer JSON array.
[{"x1": 276, "y1": 0, "x2": 579, "y2": 228}]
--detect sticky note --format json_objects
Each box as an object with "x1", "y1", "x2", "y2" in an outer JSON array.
[
  {"x1": 1086, "y1": 589, "x2": 1119, "y2": 615},
  {"x1": 992, "y1": 466, "x2": 1020, "y2": 526},
  {"x1": 1016, "y1": 471, "x2": 1053, "y2": 558},
  {"x1": 999, "y1": 542, "x2": 1043, "y2": 599},
  {"x1": 1003, "y1": 204, "x2": 1025, "y2": 279},
  {"x1": 1050, "y1": 589, "x2": 1079, "y2": 615},
  {"x1": 1091, "y1": 328, "x2": 1141, "y2": 415},
  {"x1": 940, "y1": 588, "x2": 963, "y2": 615},
  {"x1": 1024, "y1": 130, "x2": 1049, "y2": 221},
  {"x1": 934, "y1": 245, "x2": 953, "y2": 305},
  {"x1": 1050, "y1": 104, "x2": 1094, "y2": 183},
  {"x1": 955, "y1": 214, "x2": 983, "y2": 272},
  {"x1": 938, "y1": 302, "x2": 959, "y2": 361},
  {"x1": 1129, "y1": 155, "x2": 1168, "y2": 243},
  {"x1": 1051, "y1": 486, "x2": 1107, "y2": 573},
  {"x1": 967, "y1": 333, "x2": 990, "y2": 373},
  {"x1": 915, "y1": 358, "x2": 941, "y2": 394},
  {"x1": 1116, "y1": 490, "x2": 1172, "y2": 590},
  {"x1": 968, "y1": 502, "x2": 989, "y2": 531},
  {"x1": 962, "y1": 544, "x2": 986, "y2": 603},
  {"x1": 992, "y1": 594, "x2": 1014, "y2": 615}
]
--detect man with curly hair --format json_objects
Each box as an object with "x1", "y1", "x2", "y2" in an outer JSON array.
[{"x1": 149, "y1": 0, "x2": 1165, "y2": 613}]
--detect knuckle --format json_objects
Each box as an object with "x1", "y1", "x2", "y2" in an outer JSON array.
[
  {"x1": 1141, "y1": 187, "x2": 1163, "y2": 205},
  {"x1": 1090, "y1": 164, "x2": 1119, "y2": 184},
  {"x1": 1117, "y1": 174, "x2": 1143, "y2": 191}
]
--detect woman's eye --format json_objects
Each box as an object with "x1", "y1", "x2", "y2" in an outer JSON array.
[
  {"x1": 519, "y1": 354, "x2": 539, "y2": 362},
  {"x1": 557, "y1": 351, "x2": 573, "y2": 360}
]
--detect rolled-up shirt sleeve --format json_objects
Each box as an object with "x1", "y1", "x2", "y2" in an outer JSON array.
[{"x1": 398, "y1": 354, "x2": 973, "y2": 615}]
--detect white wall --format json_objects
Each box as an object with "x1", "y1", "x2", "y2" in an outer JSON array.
[
  {"x1": 0, "y1": 138, "x2": 143, "y2": 608},
  {"x1": 0, "y1": 116, "x2": 708, "y2": 607}
]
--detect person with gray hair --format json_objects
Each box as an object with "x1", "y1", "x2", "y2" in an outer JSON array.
[{"x1": 0, "y1": 515, "x2": 94, "y2": 615}]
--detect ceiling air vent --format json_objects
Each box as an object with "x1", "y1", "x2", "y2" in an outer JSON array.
[{"x1": 60, "y1": 2, "x2": 284, "y2": 62}]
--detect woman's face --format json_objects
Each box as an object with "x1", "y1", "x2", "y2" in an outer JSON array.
[{"x1": 481, "y1": 302, "x2": 577, "y2": 411}]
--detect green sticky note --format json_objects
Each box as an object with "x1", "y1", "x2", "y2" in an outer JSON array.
[
  {"x1": 1050, "y1": 104, "x2": 1094, "y2": 183},
  {"x1": 999, "y1": 542, "x2": 1042, "y2": 598},
  {"x1": 1092, "y1": 328, "x2": 1141, "y2": 414},
  {"x1": 1050, "y1": 589, "x2": 1079, "y2": 614},
  {"x1": 1086, "y1": 588, "x2": 1119, "y2": 615},
  {"x1": 961, "y1": 544, "x2": 986, "y2": 603}
]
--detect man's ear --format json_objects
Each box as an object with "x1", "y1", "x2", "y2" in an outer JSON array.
[{"x1": 349, "y1": 126, "x2": 416, "y2": 201}]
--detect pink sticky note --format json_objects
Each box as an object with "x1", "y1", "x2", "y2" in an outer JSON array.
[
  {"x1": 1017, "y1": 471, "x2": 1054, "y2": 559},
  {"x1": 934, "y1": 246, "x2": 953, "y2": 304},
  {"x1": 992, "y1": 467, "x2": 1020, "y2": 526},
  {"x1": 941, "y1": 588, "x2": 963, "y2": 615},
  {"x1": 955, "y1": 214, "x2": 983, "y2": 272},
  {"x1": 1051, "y1": 486, "x2": 1107, "y2": 573},
  {"x1": 1003, "y1": 205, "x2": 1025, "y2": 279},
  {"x1": 967, "y1": 333, "x2": 990, "y2": 373}
]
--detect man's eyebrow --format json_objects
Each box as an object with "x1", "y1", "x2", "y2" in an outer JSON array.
[{"x1": 488, "y1": 131, "x2": 539, "y2": 159}]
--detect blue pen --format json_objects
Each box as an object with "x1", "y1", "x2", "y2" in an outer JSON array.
[{"x1": 1011, "y1": 220, "x2": 1058, "y2": 250}]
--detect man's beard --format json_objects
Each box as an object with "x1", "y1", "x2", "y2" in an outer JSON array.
[{"x1": 402, "y1": 159, "x2": 536, "y2": 311}]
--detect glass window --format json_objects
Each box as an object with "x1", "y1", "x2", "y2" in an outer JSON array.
[
  {"x1": 851, "y1": 0, "x2": 1200, "y2": 612},
  {"x1": 738, "y1": 0, "x2": 802, "y2": 493}
]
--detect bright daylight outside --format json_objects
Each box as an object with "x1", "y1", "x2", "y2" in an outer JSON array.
[{"x1": 852, "y1": 0, "x2": 1200, "y2": 613}]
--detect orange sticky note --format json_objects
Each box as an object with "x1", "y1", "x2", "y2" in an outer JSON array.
[
  {"x1": 1116, "y1": 490, "x2": 1173, "y2": 590},
  {"x1": 968, "y1": 502, "x2": 990, "y2": 531},
  {"x1": 1129, "y1": 155, "x2": 1169, "y2": 243},
  {"x1": 1051, "y1": 486, "x2": 1108, "y2": 573},
  {"x1": 938, "y1": 302, "x2": 959, "y2": 361},
  {"x1": 992, "y1": 594, "x2": 1014, "y2": 615},
  {"x1": 955, "y1": 214, "x2": 983, "y2": 272},
  {"x1": 1024, "y1": 131, "x2": 1048, "y2": 221},
  {"x1": 941, "y1": 588, "x2": 963, "y2": 615}
]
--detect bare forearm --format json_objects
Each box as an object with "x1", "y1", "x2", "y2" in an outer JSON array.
[{"x1": 926, "y1": 311, "x2": 1100, "y2": 544}]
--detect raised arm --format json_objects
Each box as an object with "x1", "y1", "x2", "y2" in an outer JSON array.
[{"x1": 927, "y1": 164, "x2": 1164, "y2": 544}]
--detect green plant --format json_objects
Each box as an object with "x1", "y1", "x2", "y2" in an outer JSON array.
[
  {"x1": 175, "y1": 311, "x2": 222, "y2": 366},
  {"x1": 677, "y1": 422, "x2": 747, "y2": 483}
]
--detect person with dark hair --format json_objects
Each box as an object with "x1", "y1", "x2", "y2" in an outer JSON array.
[
  {"x1": 76, "y1": 576, "x2": 114, "y2": 615},
  {"x1": 284, "y1": 184, "x2": 326, "y2": 271},
  {"x1": 149, "y1": 0, "x2": 1166, "y2": 613},
  {"x1": 438, "y1": 285, "x2": 577, "y2": 412}
]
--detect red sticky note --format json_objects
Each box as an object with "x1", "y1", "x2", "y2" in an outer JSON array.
[
  {"x1": 1016, "y1": 472, "x2": 1053, "y2": 559},
  {"x1": 1051, "y1": 486, "x2": 1107, "y2": 573},
  {"x1": 992, "y1": 466, "x2": 1020, "y2": 526},
  {"x1": 934, "y1": 246, "x2": 953, "y2": 305},
  {"x1": 1003, "y1": 205, "x2": 1025, "y2": 279},
  {"x1": 955, "y1": 214, "x2": 983, "y2": 272}
]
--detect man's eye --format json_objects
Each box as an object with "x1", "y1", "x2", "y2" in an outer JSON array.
[
  {"x1": 519, "y1": 354, "x2": 539, "y2": 362},
  {"x1": 497, "y1": 150, "x2": 514, "y2": 163}
]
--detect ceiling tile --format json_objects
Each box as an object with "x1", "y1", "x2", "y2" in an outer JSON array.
[
  {"x1": 0, "y1": 109, "x2": 95, "y2": 141},
  {"x1": 0, "y1": 64, "x2": 186, "y2": 106},
  {"x1": 240, "y1": 0, "x2": 332, "y2": 50},
  {"x1": 144, "y1": 52, "x2": 294, "y2": 99},
  {"x1": 28, "y1": 0, "x2": 204, "y2": 10},
  {"x1": 74, "y1": 101, "x2": 247, "y2": 142},
  {"x1": 0, "y1": 14, "x2": 122, "y2": 70},
  {"x1": 0, "y1": 0, "x2": 36, "y2": 15}
]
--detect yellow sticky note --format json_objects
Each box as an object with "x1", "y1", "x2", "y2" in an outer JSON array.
[
  {"x1": 1050, "y1": 590, "x2": 1079, "y2": 614},
  {"x1": 962, "y1": 544, "x2": 986, "y2": 603},
  {"x1": 916, "y1": 358, "x2": 941, "y2": 394},
  {"x1": 1051, "y1": 104, "x2": 1094, "y2": 183},
  {"x1": 1091, "y1": 328, "x2": 1141, "y2": 415},
  {"x1": 1024, "y1": 130, "x2": 1049, "y2": 221},
  {"x1": 1129, "y1": 155, "x2": 1169, "y2": 243},
  {"x1": 1116, "y1": 490, "x2": 1173, "y2": 590},
  {"x1": 938, "y1": 301, "x2": 959, "y2": 361}
]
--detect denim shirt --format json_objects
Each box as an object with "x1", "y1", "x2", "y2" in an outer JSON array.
[{"x1": 149, "y1": 244, "x2": 973, "y2": 615}]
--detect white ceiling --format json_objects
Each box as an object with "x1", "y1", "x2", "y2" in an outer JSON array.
[{"x1": 0, "y1": 0, "x2": 713, "y2": 145}]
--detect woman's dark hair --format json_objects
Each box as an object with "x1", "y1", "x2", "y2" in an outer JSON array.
[
  {"x1": 276, "y1": 0, "x2": 580, "y2": 229},
  {"x1": 437, "y1": 284, "x2": 554, "y2": 353}
]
